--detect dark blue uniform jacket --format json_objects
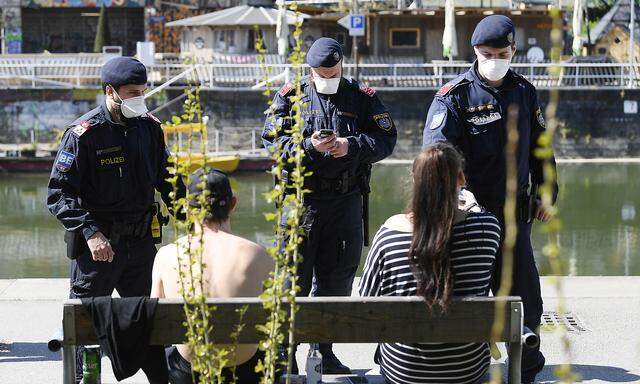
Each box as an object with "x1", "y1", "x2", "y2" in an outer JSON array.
[
  {"x1": 47, "y1": 103, "x2": 185, "y2": 240},
  {"x1": 423, "y1": 63, "x2": 558, "y2": 207},
  {"x1": 262, "y1": 77, "x2": 397, "y2": 183}
]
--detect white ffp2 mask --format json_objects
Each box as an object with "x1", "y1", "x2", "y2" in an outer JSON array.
[
  {"x1": 112, "y1": 88, "x2": 148, "y2": 118},
  {"x1": 477, "y1": 58, "x2": 511, "y2": 82},
  {"x1": 313, "y1": 77, "x2": 341, "y2": 94}
]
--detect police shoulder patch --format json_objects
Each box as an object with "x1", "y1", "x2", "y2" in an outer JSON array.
[
  {"x1": 70, "y1": 118, "x2": 99, "y2": 137},
  {"x1": 71, "y1": 124, "x2": 88, "y2": 137},
  {"x1": 536, "y1": 107, "x2": 546, "y2": 128},
  {"x1": 436, "y1": 84, "x2": 453, "y2": 97},
  {"x1": 279, "y1": 84, "x2": 293, "y2": 97},
  {"x1": 55, "y1": 150, "x2": 75, "y2": 173},
  {"x1": 435, "y1": 77, "x2": 469, "y2": 97},
  {"x1": 373, "y1": 112, "x2": 393, "y2": 131},
  {"x1": 430, "y1": 112, "x2": 446, "y2": 130},
  {"x1": 359, "y1": 85, "x2": 376, "y2": 97}
]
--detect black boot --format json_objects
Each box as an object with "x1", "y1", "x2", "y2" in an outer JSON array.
[{"x1": 318, "y1": 343, "x2": 351, "y2": 374}]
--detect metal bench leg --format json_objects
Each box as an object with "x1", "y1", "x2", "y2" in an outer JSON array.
[
  {"x1": 507, "y1": 341, "x2": 522, "y2": 384},
  {"x1": 62, "y1": 345, "x2": 76, "y2": 384},
  {"x1": 508, "y1": 301, "x2": 524, "y2": 384},
  {"x1": 63, "y1": 303, "x2": 77, "y2": 384}
]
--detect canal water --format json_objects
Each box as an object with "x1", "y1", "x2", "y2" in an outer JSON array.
[{"x1": 0, "y1": 163, "x2": 638, "y2": 278}]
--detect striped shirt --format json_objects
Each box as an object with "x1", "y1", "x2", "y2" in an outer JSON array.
[{"x1": 359, "y1": 212, "x2": 501, "y2": 384}]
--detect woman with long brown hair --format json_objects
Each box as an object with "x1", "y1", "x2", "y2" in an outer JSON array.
[{"x1": 359, "y1": 142, "x2": 501, "y2": 384}]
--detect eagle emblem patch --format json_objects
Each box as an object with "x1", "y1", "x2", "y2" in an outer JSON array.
[{"x1": 373, "y1": 113, "x2": 393, "y2": 131}]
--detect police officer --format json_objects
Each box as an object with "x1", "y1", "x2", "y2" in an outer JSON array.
[
  {"x1": 423, "y1": 15, "x2": 558, "y2": 383},
  {"x1": 47, "y1": 57, "x2": 186, "y2": 383},
  {"x1": 263, "y1": 37, "x2": 397, "y2": 374}
]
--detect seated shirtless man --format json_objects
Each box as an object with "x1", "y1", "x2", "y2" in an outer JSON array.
[{"x1": 151, "y1": 169, "x2": 274, "y2": 384}]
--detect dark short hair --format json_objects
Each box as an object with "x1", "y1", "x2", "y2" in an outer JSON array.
[
  {"x1": 188, "y1": 168, "x2": 233, "y2": 223},
  {"x1": 102, "y1": 82, "x2": 119, "y2": 94}
]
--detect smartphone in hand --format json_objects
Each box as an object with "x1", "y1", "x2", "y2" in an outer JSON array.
[{"x1": 319, "y1": 129, "x2": 335, "y2": 138}]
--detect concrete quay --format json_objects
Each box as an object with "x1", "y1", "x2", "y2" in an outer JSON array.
[{"x1": 0, "y1": 277, "x2": 639, "y2": 384}]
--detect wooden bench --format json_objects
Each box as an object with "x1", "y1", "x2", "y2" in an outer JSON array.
[{"x1": 54, "y1": 296, "x2": 525, "y2": 383}]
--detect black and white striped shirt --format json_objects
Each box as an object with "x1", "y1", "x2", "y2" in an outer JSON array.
[{"x1": 359, "y1": 212, "x2": 501, "y2": 384}]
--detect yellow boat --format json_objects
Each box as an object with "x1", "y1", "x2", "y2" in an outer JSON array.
[
  {"x1": 175, "y1": 153, "x2": 240, "y2": 173},
  {"x1": 163, "y1": 122, "x2": 240, "y2": 173}
]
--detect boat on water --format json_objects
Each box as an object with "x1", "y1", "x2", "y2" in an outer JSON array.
[
  {"x1": 0, "y1": 153, "x2": 249, "y2": 174},
  {"x1": 175, "y1": 153, "x2": 241, "y2": 173},
  {"x1": 0, "y1": 121, "x2": 274, "y2": 173}
]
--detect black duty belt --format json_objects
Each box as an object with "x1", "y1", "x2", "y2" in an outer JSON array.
[
  {"x1": 304, "y1": 172, "x2": 360, "y2": 195},
  {"x1": 95, "y1": 207, "x2": 154, "y2": 244}
]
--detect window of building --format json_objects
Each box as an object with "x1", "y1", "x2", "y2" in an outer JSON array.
[
  {"x1": 389, "y1": 28, "x2": 420, "y2": 48},
  {"x1": 21, "y1": 7, "x2": 143, "y2": 55},
  {"x1": 248, "y1": 29, "x2": 255, "y2": 51},
  {"x1": 216, "y1": 30, "x2": 236, "y2": 50}
]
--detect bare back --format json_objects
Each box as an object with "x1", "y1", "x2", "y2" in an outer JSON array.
[{"x1": 151, "y1": 228, "x2": 273, "y2": 367}]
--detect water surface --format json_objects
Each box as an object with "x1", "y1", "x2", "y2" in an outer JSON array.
[{"x1": 0, "y1": 163, "x2": 637, "y2": 278}]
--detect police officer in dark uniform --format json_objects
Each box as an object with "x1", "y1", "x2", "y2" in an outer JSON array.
[
  {"x1": 47, "y1": 57, "x2": 186, "y2": 383},
  {"x1": 422, "y1": 16, "x2": 558, "y2": 383},
  {"x1": 262, "y1": 37, "x2": 397, "y2": 374}
]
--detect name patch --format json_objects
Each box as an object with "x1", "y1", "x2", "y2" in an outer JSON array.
[
  {"x1": 100, "y1": 156, "x2": 125, "y2": 166},
  {"x1": 466, "y1": 112, "x2": 502, "y2": 126}
]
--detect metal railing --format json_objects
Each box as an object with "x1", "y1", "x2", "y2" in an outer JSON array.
[
  {"x1": 167, "y1": 127, "x2": 265, "y2": 155},
  {"x1": 0, "y1": 59, "x2": 637, "y2": 90}
]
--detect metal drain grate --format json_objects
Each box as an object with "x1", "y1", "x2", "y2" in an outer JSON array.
[{"x1": 541, "y1": 311, "x2": 588, "y2": 333}]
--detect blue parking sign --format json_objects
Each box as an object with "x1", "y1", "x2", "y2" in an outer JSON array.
[
  {"x1": 338, "y1": 14, "x2": 365, "y2": 36},
  {"x1": 351, "y1": 15, "x2": 364, "y2": 29}
]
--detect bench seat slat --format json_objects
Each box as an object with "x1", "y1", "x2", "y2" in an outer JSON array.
[{"x1": 66, "y1": 296, "x2": 521, "y2": 345}]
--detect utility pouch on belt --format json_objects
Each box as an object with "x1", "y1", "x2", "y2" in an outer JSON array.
[
  {"x1": 151, "y1": 202, "x2": 168, "y2": 244},
  {"x1": 517, "y1": 184, "x2": 539, "y2": 224},
  {"x1": 359, "y1": 164, "x2": 372, "y2": 247},
  {"x1": 64, "y1": 230, "x2": 87, "y2": 260}
]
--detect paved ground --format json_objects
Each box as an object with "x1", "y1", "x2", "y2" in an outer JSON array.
[{"x1": 0, "y1": 277, "x2": 639, "y2": 384}]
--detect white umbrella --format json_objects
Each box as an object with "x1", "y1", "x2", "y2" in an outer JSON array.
[
  {"x1": 572, "y1": 0, "x2": 585, "y2": 55},
  {"x1": 443, "y1": 0, "x2": 458, "y2": 59},
  {"x1": 276, "y1": 0, "x2": 289, "y2": 57}
]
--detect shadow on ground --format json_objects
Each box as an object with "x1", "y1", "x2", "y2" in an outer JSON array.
[
  {"x1": 537, "y1": 364, "x2": 640, "y2": 383},
  {"x1": 0, "y1": 342, "x2": 61, "y2": 363}
]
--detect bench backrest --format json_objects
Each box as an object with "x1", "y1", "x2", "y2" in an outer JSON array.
[{"x1": 63, "y1": 296, "x2": 523, "y2": 346}]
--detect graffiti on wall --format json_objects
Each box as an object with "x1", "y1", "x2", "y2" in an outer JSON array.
[
  {"x1": 0, "y1": 100, "x2": 93, "y2": 143},
  {"x1": 22, "y1": 0, "x2": 144, "y2": 7},
  {"x1": 2, "y1": 7, "x2": 22, "y2": 53}
]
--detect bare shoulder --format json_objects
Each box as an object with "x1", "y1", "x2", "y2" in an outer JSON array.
[
  {"x1": 155, "y1": 236, "x2": 189, "y2": 265},
  {"x1": 383, "y1": 214, "x2": 413, "y2": 232},
  {"x1": 235, "y1": 236, "x2": 269, "y2": 260},
  {"x1": 231, "y1": 235, "x2": 272, "y2": 271}
]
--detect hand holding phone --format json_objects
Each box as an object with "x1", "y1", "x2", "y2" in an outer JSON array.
[
  {"x1": 311, "y1": 130, "x2": 337, "y2": 153},
  {"x1": 319, "y1": 129, "x2": 335, "y2": 138}
]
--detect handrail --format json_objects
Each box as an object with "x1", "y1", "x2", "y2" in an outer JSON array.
[{"x1": 0, "y1": 60, "x2": 636, "y2": 90}]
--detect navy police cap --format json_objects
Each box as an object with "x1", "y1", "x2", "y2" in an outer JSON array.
[
  {"x1": 101, "y1": 56, "x2": 147, "y2": 87},
  {"x1": 471, "y1": 15, "x2": 515, "y2": 48},
  {"x1": 306, "y1": 37, "x2": 343, "y2": 68}
]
